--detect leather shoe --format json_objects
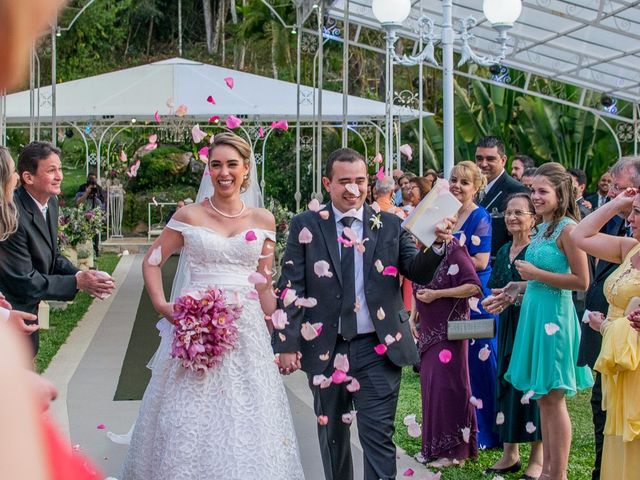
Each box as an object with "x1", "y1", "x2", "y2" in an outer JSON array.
[{"x1": 483, "y1": 460, "x2": 522, "y2": 475}]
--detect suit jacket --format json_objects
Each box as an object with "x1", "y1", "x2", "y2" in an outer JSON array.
[
  {"x1": 274, "y1": 202, "x2": 443, "y2": 374},
  {"x1": 577, "y1": 215, "x2": 626, "y2": 368},
  {"x1": 478, "y1": 171, "x2": 528, "y2": 257},
  {"x1": 0, "y1": 186, "x2": 78, "y2": 317},
  {"x1": 585, "y1": 192, "x2": 608, "y2": 211}
]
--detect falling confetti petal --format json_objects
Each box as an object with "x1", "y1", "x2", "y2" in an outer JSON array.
[
  {"x1": 319, "y1": 351, "x2": 330, "y2": 361},
  {"x1": 298, "y1": 227, "x2": 313, "y2": 244},
  {"x1": 458, "y1": 231, "x2": 467, "y2": 246},
  {"x1": 247, "y1": 272, "x2": 267, "y2": 285},
  {"x1": 399, "y1": 144, "x2": 413, "y2": 160},
  {"x1": 295, "y1": 297, "x2": 318, "y2": 308},
  {"x1": 471, "y1": 235, "x2": 481, "y2": 246},
  {"x1": 271, "y1": 310, "x2": 288, "y2": 330},
  {"x1": 403, "y1": 414, "x2": 417, "y2": 426},
  {"x1": 438, "y1": 349, "x2": 452, "y2": 364},
  {"x1": 316, "y1": 210, "x2": 329, "y2": 220},
  {"x1": 245, "y1": 230, "x2": 257, "y2": 242},
  {"x1": 346, "y1": 378, "x2": 360, "y2": 392},
  {"x1": 224, "y1": 76, "x2": 234, "y2": 89},
  {"x1": 470, "y1": 396, "x2": 484, "y2": 409},
  {"x1": 526, "y1": 422, "x2": 537, "y2": 434},
  {"x1": 245, "y1": 290, "x2": 259, "y2": 301},
  {"x1": 395, "y1": 332, "x2": 403, "y2": 341},
  {"x1": 147, "y1": 246, "x2": 162, "y2": 266},
  {"x1": 376, "y1": 167, "x2": 385, "y2": 181},
  {"x1": 278, "y1": 333, "x2": 286, "y2": 342},
  {"x1": 496, "y1": 412, "x2": 505, "y2": 425},
  {"x1": 314, "y1": 260, "x2": 333, "y2": 278},
  {"x1": 370, "y1": 201, "x2": 381, "y2": 213},
  {"x1": 461, "y1": 427, "x2": 470, "y2": 443},
  {"x1": 345, "y1": 183, "x2": 360, "y2": 196},
  {"x1": 206, "y1": 95, "x2": 216, "y2": 105},
  {"x1": 342, "y1": 412, "x2": 356, "y2": 424},
  {"x1": 407, "y1": 423, "x2": 421, "y2": 438},
  {"x1": 331, "y1": 369, "x2": 347, "y2": 384},
  {"x1": 317, "y1": 415, "x2": 329, "y2": 426},
  {"x1": 312, "y1": 374, "x2": 329, "y2": 386},
  {"x1": 308, "y1": 198, "x2": 325, "y2": 212},
  {"x1": 376, "y1": 307, "x2": 386, "y2": 320},
  {"x1": 447, "y1": 264, "x2": 460, "y2": 276},
  {"x1": 119, "y1": 150, "x2": 127, "y2": 162},
  {"x1": 384, "y1": 334, "x2": 396, "y2": 346},
  {"x1": 209, "y1": 115, "x2": 220, "y2": 123},
  {"x1": 154, "y1": 110, "x2": 161, "y2": 123},
  {"x1": 301, "y1": 322, "x2": 322, "y2": 341},
  {"x1": 374, "y1": 344, "x2": 387, "y2": 355},
  {"x1": 192, "y1": 124, "x2": 207, "y2": 143},
  {"x1": 226, "y1": 115, "x2": 243, "y2": 129},
  {"x1": 198, "y1": 146, "x2": 209, "y2": 162},
  {"x1": 469, "y1": 297, "x2": 481, "y2": 313},
  {"x1": 373, "y1": 152, "x2": 383, "y2": 164},
  {"x1": 382, "y1": 265, "x2": 398, "y2": 277},
  {"x1": 478, "y1": 344, "x2": 491, "y2": 361},
  {"x1": 175, "y1": 104, "x2": 188, "y2": 116},
  {"x1": 333, "y1": 353, "x2": 349, "y2": 372},
  {"x1": 544, "y1": 323, "x2": 560, "y2": 335},
  {"x1": 97, "y1": 424, "x2": 106, "y2": 430},
  {"x1": 271, "y1": 120, "x2": 289, "y2": 131},
  {"x1": 375, "y1": 260, "x2": 384, "y2": 273},
  {"x1": 521, "y1": 390, "x2": 535, "y2": 404},
  {"x1": 403, "y1": 468, "x2": 415, "y2": 477},
  {"x1": 281, "y1": 288, "x2": 298, "y2": 307}
]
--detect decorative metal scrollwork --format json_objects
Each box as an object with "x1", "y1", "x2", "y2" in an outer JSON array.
[
  {"x1": 301, "y1": 135, "x2": 313, "y2": 152},
  {"x1": 394, "y1": 89, "x2": 420, "y2": 109},
  {"x1": 301, "y1": 33, "x2": 318, "y2": 55},
  {"x1": 615, "y1": 122, "x2": 634, "y2": 143},
  {"x1": 323, "y1": 17, "x2": 341, "y2": 39}
]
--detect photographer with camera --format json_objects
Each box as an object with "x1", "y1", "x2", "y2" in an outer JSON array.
[{"x1": 75, "y1": 173, "x2": 106, "y2": 256}]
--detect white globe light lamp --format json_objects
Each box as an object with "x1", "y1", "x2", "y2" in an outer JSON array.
[
  {"x1": 483, "y1": 0, "x2": 523, "y2": 29},
  {"x1": 372, "y1": 0, "x2": 411, "y2": 27}
]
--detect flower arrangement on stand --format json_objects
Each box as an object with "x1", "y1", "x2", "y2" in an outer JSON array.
[{"x1": 58, "y1": 207, "x2": 104, "y2": 269}]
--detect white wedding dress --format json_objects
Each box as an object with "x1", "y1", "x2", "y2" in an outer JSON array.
[{"x1": 120, "y1": 219, "x2": 304, "y2": 480}]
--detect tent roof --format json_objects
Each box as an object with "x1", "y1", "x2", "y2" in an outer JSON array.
[
  {"x1": 326, "y1": 0, "x2": 640, "y2": 104},
  {"x1": 4, "y1": 57, "x2": 429, "y2": 123}
]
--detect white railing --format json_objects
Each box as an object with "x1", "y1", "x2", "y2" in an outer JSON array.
[{"x1": 147, "y1": 202, "x2": 177, "y2": 241}]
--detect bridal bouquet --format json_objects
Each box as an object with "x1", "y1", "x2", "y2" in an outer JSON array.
[{"x1": 171, "y1": 287, "x2": 242, "y2": 373}]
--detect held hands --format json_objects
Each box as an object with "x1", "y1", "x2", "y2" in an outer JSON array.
[
  {"x1": 416, "y1": 288, "x2": 440, "y2": 304},
  {"x1": 278, "y1": 352, "x2": 302, "y2": 375},
  {"x1": 589, "y1": 311, "x2": 606, "y2": 333},
  {"x1": 514, "y1": 260, "x2": 540, "y2": 281},
  {"x1": 76, "y1": 270, "x2": 115, "y2": 299},
  {"x1": 628, "y1": 308, "x2": 640, "y2": 332}
]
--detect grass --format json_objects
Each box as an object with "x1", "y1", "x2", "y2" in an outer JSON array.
[
  {"x1": 394, "y1": 367, "x2": 595, "y2": 479},
  {"x1": 35, "y1": 253, "x2": 120, "y2": 373}
]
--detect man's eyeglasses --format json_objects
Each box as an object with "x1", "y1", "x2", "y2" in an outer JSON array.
[{"x1": 504, "y1": 210, "x2": 535, "y2": 218}]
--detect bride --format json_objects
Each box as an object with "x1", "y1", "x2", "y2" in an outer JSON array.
[{"x1": 120, "y1": 132, "x2": 304, "y2": 479}]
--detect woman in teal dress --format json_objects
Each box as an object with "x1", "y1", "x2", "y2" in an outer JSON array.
[{"x1": 502, "y1": 163, "x2": 593, "y2": 480}]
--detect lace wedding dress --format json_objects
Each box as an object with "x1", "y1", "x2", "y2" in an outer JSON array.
[{"x1": 120, "y1": 219, "x2": 304, "y2": 480}]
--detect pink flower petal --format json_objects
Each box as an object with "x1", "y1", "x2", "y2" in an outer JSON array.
[
  {"x1": 470, "y1": 396, "x2": 483, "y2": 409},
  {"x1": 247, "y1": 272, "x2": 267, "y2": 285},
  {"x1": 271, "y1": 309, "x2": 288, "y2": 330},
  {"x1": 376, "y1": 167, "x2": 385, "y2": 181},
  {"x1": 96, "y1": 424, "x2": 106, "y2": 430},
  {"x1": 317, "y1": 415, "x2": 328, "y2": 425},
  {"x1": 333, "y1": 353, "x2": 349, "y2": 372},
  {"x1": 192, "y1": 124, "x2": 207, "y2": 143},
  {"x1": 281, "y1": 288, "x2": 298, "y2": 307},
  {"x1": 521, "y1": 390, "x2": 535, "y2": 404},
  {"x1": 245, "y1": 290, "x2": 259, "y2": 301},
  {"x1": 384, "y1": 334, "x2": 396, "y2": 346},
  {"x1": 226, "y1": 115, "x2": 243, "y2": 129},
  {"x1": 374, "y1": 344, "x2": 387, "y2": 355},
  {"x1": 154, "y1": 110, "x2": 161, "y2": 123},
  {"x1": 119, "y1": 150, "x2": 128, "y2": 162},
  {"x1": 308, "y1": 198, "x2": 325, "y2": 212},
  {"x1": 245, "y1": 230, "x2": 257, "y2": 242},
  {"x1": 471, "y1": 235, "x2": 481, "y2": 246},
  {"x1": 342, "y1": 411, "x2": 356, "y2": 424},
  {"x1": 382, "y1": 266, "x2": 398, "y2": 277},
  {"x1": 407, "y1": 423, "x2": 421, "y2": 438},
  {"x1": 331, "y1": 369, "x2": 347, "y2": 384},
  {"x1": 198, "y1": 146, "x2": 209, "y2": 162},
  {"x1": 278, "y1": 332, "x2": 286, "y2": 342},
  {"x1": 337, "y1": 236, "x2": 353, "y2": 248},
  {"x1": 461, "y1": 426, "x2": 471, "y2": 443},
  {"x1": 175, "y1": 104, "x2": 188, "y2": 116},
  {"x1": 319, "y1": 351, "x2": 330, "y2": 361},
  {"x1": 312, "y1": 374, "x2": 329, "y2": 386},
  {"x1": 147, "y1": 246, "x2": 162, "y2": 266},
  {"x1": 469, "y1": 297, "x2": 481, "y2": 313},
  {"x1": 319, "y1": 210, "x2": 330, "y2": 220},
  {"x1": 403, "y1": 468, "x2": 414, "y2": 477},
  {"x1": 478, "y1": 345, "x2": 491, "y2": 362},
  {"x1": 395, "y1": 332, "x2": 403, "y2": 342},
  {"x1": 148, "y1": 134, "x2": 157, "y2": 144},
  {"x1": 399, "y1": 144, "x2": 413, "y2": 160},
  {"x1": 496, "y1": 412, "x2": 505, "y2": 425},
  {"x1": 295, "y1": 297, "x2": 318, "y2": 308},
  {"x1": 370, "y1": 201, "x2": 381, "y2": 213},
  {"x1": 374, "y1": 259, "x2": 384, "y2": 273},
  {"x1": 206, "y1": 95, "x2": 216, "y2": 105},
  {"x1": 544, "y1": 323, "x2": 560, "y2": 335},
  {"x1": 345, "y1": 183, "x2": 360, "y2": 196},
  {"x1": 376, "y1": 307, "x2": 385, "y2": 320},
  {"x1": 346, "y1": 378, "x2": 360, "y2": 392},
  {"x1": 373, "y1": 153, "x2": 383, "y2": 164},
  {"x1": 258, "y1": 126, "x2": 265, "y2": 138},
  {"x1": 298, "y1": 227, "x2": 313, "y2": 244},
  {"x1": 270, "y1": 120, "x2": 289, "y2": 131},
  {"x1": 403, "y1": 414, "x2": 417, "y2": 426},
  {"x1": 313, "y1": 260, "x2": 333, "y2": 278},
  {"x1": 224, "y1": 76, "x2": 234, "y2": 89},
  {"x1": 438, "y1": 349, "x2": 452, "y2": 364},
  {"x1": 447, "y1": 264, "x2": 460, "y2": 275},
  {"x1": 458, "y1": 231, "x2": 467, "y2": 246},
  {"x1": 526, "y1": 421, "x2": 537, "y2": 434},
  {"x1": 208, "y1": 115, "x2": 220, "y2": 123},
  {"x1": 301, "y1": 322, "x2": 322, "y2": 341}
]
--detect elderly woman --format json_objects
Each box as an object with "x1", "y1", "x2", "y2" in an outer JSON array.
[
  {"x1": 373, "y1": 176, "x2": 405, "y2": 217},
  {"x1": 449, "y1": 160, "x2": 500, "y2": 449},
  {"x1": 409, "y1": 237, "x2": 482, "y2": 468},
  {"x1": 407, "y1": 176, "x2": 433, "y2": 207},
  {"x1": 571, "y1": 188, "x2": 640, "y2": 480}
]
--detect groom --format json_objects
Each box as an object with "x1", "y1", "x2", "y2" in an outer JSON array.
[{"x1": 276, "y1": 148, "x2": 451, "y2": 480}]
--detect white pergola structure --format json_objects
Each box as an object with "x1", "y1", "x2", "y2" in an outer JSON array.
[
  {"x1": 0, "y1": 57, "x2": 428, "y2": 208},
  {"x1": 291, "y1": 0, "x2": 640, "y2": 164}
]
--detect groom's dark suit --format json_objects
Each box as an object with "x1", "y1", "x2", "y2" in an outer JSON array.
[
  {"x1": 275, "y1": 202, "x2": 443, "y2": 480},
  {"x1": 0, "y1": 186, "x2": 78, "y2": 352}
]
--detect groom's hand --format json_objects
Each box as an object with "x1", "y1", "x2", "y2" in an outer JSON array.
[
  {"x1": 434, "y1": 217, "x2": 455, "y2": 244},
  {"x1": 278, "y1": 352, "x2": 301, "y2": 375}
]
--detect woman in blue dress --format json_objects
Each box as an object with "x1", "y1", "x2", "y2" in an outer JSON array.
[
  {"x1": 501, "y1": 162, "x2": 593, "y2": 480},
  {"x1": 449, "y1": 161, "x2": 500, "y2": 449}
]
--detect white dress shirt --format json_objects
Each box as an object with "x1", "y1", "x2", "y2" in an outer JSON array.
[
  {"x1": 332, "y1": 205, "x2": 375, "y2": 335},
  {"x1": 27, "y1": 192, "x2": 49, "y2": 219},
  {"x1": 482, "y1": 170, "x2": 505, "y2": 198}
]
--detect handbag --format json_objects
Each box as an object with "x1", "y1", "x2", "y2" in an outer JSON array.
[{"x1": 446, "y1": 298, "x2": 496, "y2": 340}]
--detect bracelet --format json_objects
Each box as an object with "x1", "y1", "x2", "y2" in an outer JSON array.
[{"x1": 514, "y1": 293, "x2": 524, "y2": 307}]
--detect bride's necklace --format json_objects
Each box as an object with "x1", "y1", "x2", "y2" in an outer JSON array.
[{"x1": 208, "y1": 197, "x2": 246, "y2": 218}]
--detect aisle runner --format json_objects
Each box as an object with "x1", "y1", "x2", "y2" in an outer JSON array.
[{"x1": 113, "y1": 255, "x2": 178, "y2": 400}]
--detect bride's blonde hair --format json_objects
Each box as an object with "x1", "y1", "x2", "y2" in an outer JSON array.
[
  {"x1": 208, "y1": 132, "x2": 252, "y2": 193},
  {"x1": 0, "y1": 147, "x2": 18, "y2": 241}
]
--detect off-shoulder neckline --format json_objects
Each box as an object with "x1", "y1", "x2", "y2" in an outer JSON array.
[{"x1": 167, "y1": 219, "x2": 276, "y2": 239}]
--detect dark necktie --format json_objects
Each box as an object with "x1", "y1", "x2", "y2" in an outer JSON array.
[{"x1": 339, "y1": 216, "x2": 357, "y2": 340}]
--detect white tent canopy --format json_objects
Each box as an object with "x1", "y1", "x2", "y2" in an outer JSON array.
[{"x1": 3, "y1": 57, "x2": 429, "y2": 123}]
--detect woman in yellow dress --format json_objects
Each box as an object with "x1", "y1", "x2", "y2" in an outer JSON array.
[{"x1": 572, "y1": 187, "x2": 640, "y2": 479}]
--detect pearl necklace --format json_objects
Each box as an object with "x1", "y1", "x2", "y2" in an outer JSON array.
[{"x1": 208, "y1": 197, "x2": 246, "y2": 218}]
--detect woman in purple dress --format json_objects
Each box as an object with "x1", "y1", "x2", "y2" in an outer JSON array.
[{"x1": 409, "y1": 238, "x2": 482, "y2": 468}]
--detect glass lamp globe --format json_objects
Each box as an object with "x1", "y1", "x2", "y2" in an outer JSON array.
[
  {"x1": 483, "y1": 0, "x2": 522, "y2": 27},
  {"x1": 372, "y1": 0, "x2": 411, "y2": 26}
]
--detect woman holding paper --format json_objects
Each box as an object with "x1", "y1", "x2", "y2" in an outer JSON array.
[
  {"x1": 571, "y1": 187, "x2": 640, "y2": 480},
  {"x1": 449, "y1": 161, "x2": 500, "y2": 449}
]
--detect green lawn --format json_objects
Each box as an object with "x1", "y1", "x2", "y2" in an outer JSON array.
[
  {"x1": 35, "y1": 253, "x2": 120, "y2": 373},
  {"x1": 394, "y1": 368, "x2": 595, "y2": 479}
]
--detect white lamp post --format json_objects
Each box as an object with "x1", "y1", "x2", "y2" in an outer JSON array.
[{"x1": 372, "y1": 0, "x2": 522, "y2": 178}]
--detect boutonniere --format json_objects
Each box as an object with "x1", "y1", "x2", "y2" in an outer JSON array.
[{"x1": 369, "y1": 214, "x2": 383, "y2": 230}]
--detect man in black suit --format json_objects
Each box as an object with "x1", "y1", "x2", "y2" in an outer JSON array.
[
  {"x1": 585, "y1": 171, "x2": 613, "y2": 211},
  {"x1": 568, "y1": 167, "x2": 593, "y2": 219},
  {"x1": 475, "y1": 136, "x2": 529, "y2": 257},
  {"x1": 0, "y1": 141, "x2": 114, "y2": 353},
  {"x1": 275, "y1": 148, "x2": 451, "y2": 480},
  {"x1": 577, "y1": 156, "x2": 640, "y2": 480}
]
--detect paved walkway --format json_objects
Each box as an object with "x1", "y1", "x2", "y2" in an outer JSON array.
[{"x1": 43, "y1": 254, "x2": 427, "y2": 479}]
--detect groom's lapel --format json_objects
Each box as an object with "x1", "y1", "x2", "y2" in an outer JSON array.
[
  {"x1": 362, "y1": 203, "x2": 379, "y2": 280},
  {"x1": 318, "y1": 202, "x2": 343, "y2": 286}
]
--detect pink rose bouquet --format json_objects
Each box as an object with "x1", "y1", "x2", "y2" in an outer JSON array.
[{"x1": 171, "y1": 287, "x2": 242, "y2": 373}]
